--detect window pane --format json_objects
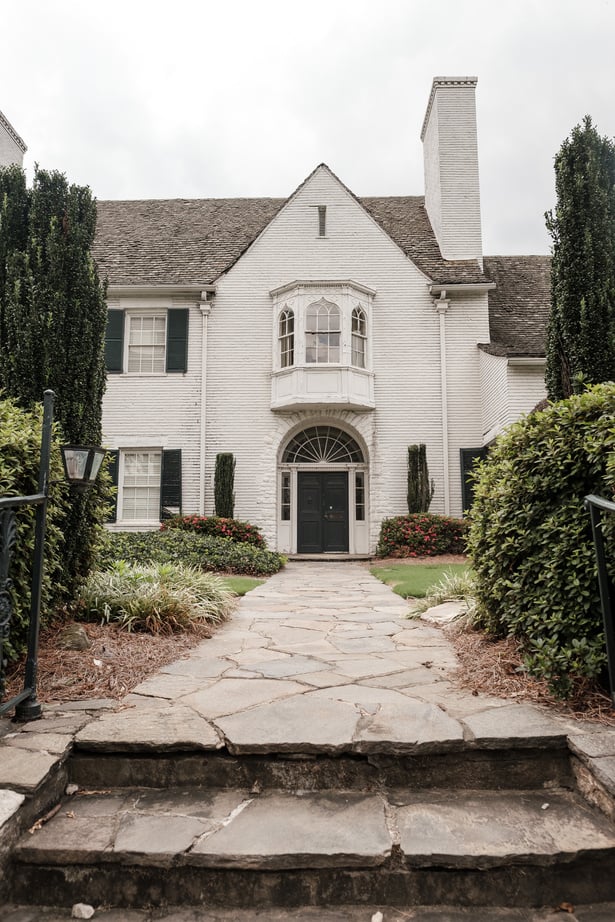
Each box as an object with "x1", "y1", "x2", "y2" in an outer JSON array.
[
  {"x1": 281, "y1": 471, "x2": 291, "y2": 521},
  {"x1": 127, "y1": 315, "x2": 166, "y2": 373},
  {"x1": 355, "y1": 471, "x2": 365, "y2": 521},
  {"x1": 122, "y1": 450, "x2": 161, "y2": 520}
]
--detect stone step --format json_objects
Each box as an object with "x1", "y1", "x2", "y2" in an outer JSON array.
[
  {"x1": 6, "y1": 904, "x2": 615, "y2": 921},
  {"x1": 12, "y1": 786, "x2": 615, "y2": 909},
  {"x1": 69, "y1": 744, "x2": 574, "y2": 793}
]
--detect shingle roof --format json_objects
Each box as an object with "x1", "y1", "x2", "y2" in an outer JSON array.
[
  {"x1": 93, "y1": 192, "x2": 486, "y2": 287},
  {"x1": 481, "y1": 255, "x2": 552, "y2": 357}
]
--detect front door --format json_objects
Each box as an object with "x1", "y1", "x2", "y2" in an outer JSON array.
[{"x1": 297, "y1": 471, "x2": 349, "y2": 553}]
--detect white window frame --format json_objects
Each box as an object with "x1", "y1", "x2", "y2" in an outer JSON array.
[
  {"x1": 117, "y1": 448, "x2": 162, "y2": 524},
  {"x1": 124, "y1": 310, "x2": 167, "y2": 376},
  {"x1": 271, "y1": 281, "x2": 374, "y2": 374}
]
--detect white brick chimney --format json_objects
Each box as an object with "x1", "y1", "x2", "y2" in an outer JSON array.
[
  {"x1": 421, "y1": 77, "x2": 483, "y2": 263},
  {"x1": 0, "y1": 110, "x2": 27, "y2": 168}
]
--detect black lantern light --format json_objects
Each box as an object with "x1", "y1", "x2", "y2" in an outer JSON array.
[{"x1": 60, "y1": 445, "x2": 106, "y2": 491}]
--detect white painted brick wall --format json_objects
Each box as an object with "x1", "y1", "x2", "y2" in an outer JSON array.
[
  {"x1": 205, "y1": 166, "x2": 490, "y2": 551},
  {"x1": 422, "y1": 78, "x2": 483, "y2": 261},
  {"x1": 102, "y1": 296, "x2": 204, "y2": 519}
]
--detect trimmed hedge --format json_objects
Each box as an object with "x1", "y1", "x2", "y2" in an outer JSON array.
[
  {"x1": 376, "y1": 513, "x2": 467, "y2": 558},
  {"x1": 99, "y1": 530, "x2": 284, "y2": 577},
  {"x1": 468, "y1": 382, "x2": 615, "y2": 696},
  {"x1": 161, "y1": 514, "x2": 265, "y2": 548}
]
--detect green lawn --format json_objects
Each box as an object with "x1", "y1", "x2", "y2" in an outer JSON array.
[
  {"x1": 370, "y1": 563, "x2": 469, "y2": 598},
  {"x1": 221, "y1": 575, "x2": 264, "y2": 596}
]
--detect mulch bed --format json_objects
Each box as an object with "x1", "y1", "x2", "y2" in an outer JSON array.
[{"x1": 3, "y1": 621, "x2": 211, "y2": 704}]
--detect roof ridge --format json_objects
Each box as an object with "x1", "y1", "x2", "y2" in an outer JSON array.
[{"x1": 0, "y1": 109, "x2": 27, "y2": 153}]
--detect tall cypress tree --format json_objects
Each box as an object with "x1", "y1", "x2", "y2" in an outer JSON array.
[
  {"x1": 545, "y1": 116, "x2": 615, "y2": 400},
  {"x1": 0, "y1": 165, "x2": 108, "y2": 590}
]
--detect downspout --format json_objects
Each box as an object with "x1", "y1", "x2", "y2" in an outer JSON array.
[
  {"x1": 198, "y1": 291, "x2": 214, "y2": 514},
  {"x1": 434, "y1": 292, "x2": 450, "y2": 515}
]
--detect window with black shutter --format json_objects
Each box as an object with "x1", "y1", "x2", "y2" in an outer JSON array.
[
  {"x1": 460, "y1": 447, "x2": 489, "y2": 513},
  {"x1": 106, "y1": 450, "x2": 119, "y2": 522}
]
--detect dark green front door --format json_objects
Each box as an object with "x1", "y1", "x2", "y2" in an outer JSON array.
[{"x1": 297, "y1": 471, "x2": 349, "y2": 553}]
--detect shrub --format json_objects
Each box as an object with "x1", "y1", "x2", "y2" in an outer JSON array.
[
  {"x1": 78, "y1": 562, "x2": 233, "y2": 634},
  {"x1": 407, "y1": 444, "x2": 434, "y2": 513},
  {"x1": 98, "y1": 529, "x2": 285, "y2": 577},
  {"x1": 0, "y1": 396, "x2": 68, "y2": 661},
  {"x1": 467, "y1": 382, "x2": 615, "y2": 696},
  {"x1": 376, "y1": 513, "x2": 467, "y2": 558},
  {"x1": 214, "y1": 453, "x2": 235, "y2": 518},
  {"x1": 161, "y1": 514, "x2": 265, "y2": 548}
]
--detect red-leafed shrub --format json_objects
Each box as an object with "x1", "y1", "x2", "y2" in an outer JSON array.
[
  {"x1": 377, "y1": 513, "x2": 467, "y2": 558},
  {"x1": 161, "y1": 514, "x2": 265, "y2": 548}
]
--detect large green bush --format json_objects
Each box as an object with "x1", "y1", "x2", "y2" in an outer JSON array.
[
  {"x1": 377, "y1": 513, "x2": 467, "y2": 558},
  {"x1": 99, "y1": 529, "x2": 285, "y2": 576},
  {"x1": 161, "y1": 514, "x2": 265, "y2": 548},
  {"x1": 0, "y1": 396, "x2": 68, "y2": 661},
  {"x1": 468, "y1": 382, "x2": 615, "y2": 695}
]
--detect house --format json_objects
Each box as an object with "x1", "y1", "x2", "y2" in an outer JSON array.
[
  {"x1": 0, "y1": 110, "x2": 26, "y2": 168},
  {"x1": 96, "y1": 77, "x2": 549, "y2": 554}
]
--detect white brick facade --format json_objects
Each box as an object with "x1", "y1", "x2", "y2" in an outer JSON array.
[{"x1": 96, "y1": 76, "x2": 549, "y2": 553}]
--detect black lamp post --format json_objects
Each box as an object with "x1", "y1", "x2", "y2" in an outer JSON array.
[{"x1": 0, "y1": 390, "x2": 106, "y2": 721}]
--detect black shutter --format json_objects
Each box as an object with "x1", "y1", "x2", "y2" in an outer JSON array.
[
  {"x1": 106, "y1": 450, "x2": 119, "y2": 523},
  {"x1": 166, "y1": 309, "x2": 188, "y2": 373},
  {"x1": 460, "y1": 447, "x2": 489, "y2": 513},
  {"x1": 160, "y1": 449, "x2": 182, "y2": 520},
  {"x1": 105, "y1": 310, "x2": 124, "y2": 373}
]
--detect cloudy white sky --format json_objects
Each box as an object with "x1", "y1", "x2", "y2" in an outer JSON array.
[{"x1": 2, "y1": 0, "x2": 614, "y2": 255}]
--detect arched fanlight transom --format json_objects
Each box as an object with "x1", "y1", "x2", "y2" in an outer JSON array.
[{"x1": 282, "y1": 426, "x2": 364, "y2": 464}]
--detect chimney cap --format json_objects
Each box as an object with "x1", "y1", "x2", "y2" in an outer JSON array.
[{"x1": 421, "y1": 76, "x2": 478, "y2": 141}]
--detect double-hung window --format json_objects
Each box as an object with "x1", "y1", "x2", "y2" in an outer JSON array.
[
  {"x1": 127, "y1": 314, "x2": 166, "y2": 373},
  {"x1": 121, "y1": 450, "x2": 162, "y2": 521},
  {"x1": 105, "y1": 307, "x2": 189, "y2": 374}
]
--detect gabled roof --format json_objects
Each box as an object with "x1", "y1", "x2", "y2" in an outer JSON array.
[
  {"x1": 481, "y1": 255, "x2": 551, "y2": 357},
  {"x1": 93, "y1": 186, "x2": 486, "y2": 287},
  {"x1": 0, "y1": 109, "x2": 27, "y2": 154}
]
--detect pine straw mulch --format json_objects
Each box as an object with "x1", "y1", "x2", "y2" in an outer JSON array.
[
  {"x1": 447, "y1": 626, "x2": 615, "y2": 727},
  {"x1": 3, "y1": 620, "x2": 213, "y2": 704}
]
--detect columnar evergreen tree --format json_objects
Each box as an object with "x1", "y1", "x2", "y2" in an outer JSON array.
[
  {"x1": 545, "y1": 117, "x2": 615, "y2": 400},
  {"x1": 0, "y1": 165, "x2": 108, "y2": 591},
  {"x1": 214, "y1": 453, "x2": 236, "y2": 518},
  {"x1": 407, "y1": 443, "x2": 434, "y2": 513}
]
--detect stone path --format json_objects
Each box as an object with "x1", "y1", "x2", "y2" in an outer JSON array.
[
  {"x1": 73, "y1": 562, "x2": 591, "y2": 755},
  {"x1": 3, "y1": 561, "x2": 615, "y2": 919}
]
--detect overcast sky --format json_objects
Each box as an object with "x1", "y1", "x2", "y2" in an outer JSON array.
[{"x1": 2, "y1": 0, "x2": 614, "y2": 255}]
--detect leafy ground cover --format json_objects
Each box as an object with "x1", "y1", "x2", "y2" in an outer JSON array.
[{"x1": 370, "y1": 562, "x2": 470, "y2": 598}]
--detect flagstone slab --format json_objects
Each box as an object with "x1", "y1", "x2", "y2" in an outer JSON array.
[
  {"x1": 395, "y1": 790, "x2": 615, "y2": 864},
  {"x1": 462, "y1": 704, "x2": 567, "y2": 747},
  {"x1": 237, "y1": 656, "x2": 329, "y2": 679},
  {"x1": 568, "y1": 732, "x2": 615, "y2": 759},
  {"x1": 130, "y1": 674, "x2": 206, "y2": 700},
  {"x1": 354, "y1": 698, "x2": 464, "y2": 753},
  {"x1": 159, "y1": 659, "x2": 230, "y2": 678},
  {"x1": 0, "y1": 788, "x2": 25, "y2": 828},
  {"x1": 322, "y1": 656, "x2": 411, "y2": 679},
  {"x1": 328, "y1": 636, "x2": 398, "y2": 654},
  {"x1": 182, "y1": 679, "x2": 306, "y2": 719},
  {"x1": 587, "y1": 756, "x2": 615, "y2": 795},
  {"x1": 75, "y1": 706, "x2": 222, "y2": 752},
  {"x1": 0, "y1": 747, "x2": 60, "y2": 791},
  {"x1": 190, "y1": 792, "x2": 391, "y2": 869},
  {"x1": 214, "y1": 695, "x2": 359, "y2": 753},
  {"x1": 3, "y1": 732, "x2": 73, "y2": 755},
  {"x1": 115, "y1": 814, "x2": 210, "y2": 859}
]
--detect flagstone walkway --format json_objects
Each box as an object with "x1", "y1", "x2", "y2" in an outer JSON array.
[{"x1": 73, "y1": 561, "x2": 595, "y2": 754}]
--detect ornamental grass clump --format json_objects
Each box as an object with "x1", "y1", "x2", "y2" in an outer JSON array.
[
  {"x1": 468, "y1": 382, "x2": 615, "y2": 697},
  {"x1": 78, "y1": 562, "x2": 234, "y2": 634}
]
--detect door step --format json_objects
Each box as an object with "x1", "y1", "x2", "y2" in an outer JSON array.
[{"x1": 12, "y1": 784, "x2": 615, "y2": 909}]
